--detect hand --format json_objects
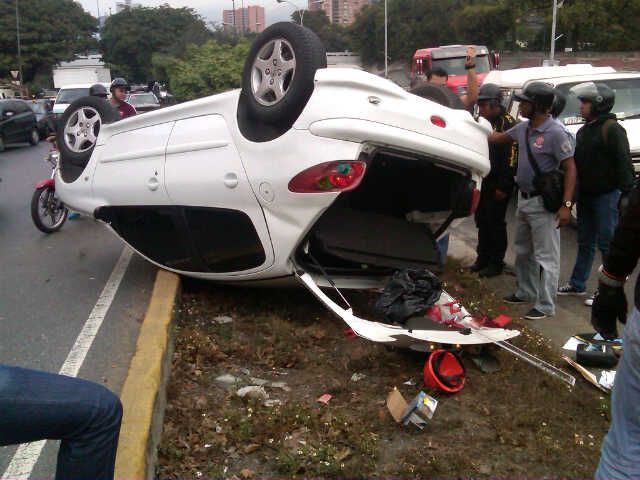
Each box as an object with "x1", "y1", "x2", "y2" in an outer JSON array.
[
  {"x1": 465, "y1": 46, "x2": 476, "y2": 66},
  {"x1": 494, "y1": 189, "x2": 508, "y2": 201},
  {"x1": 555, "y1": 205, "x2": 571, "y2": 227},
  {"x1": 592, "y1": 283, "x2": 628, "y2": 339}
]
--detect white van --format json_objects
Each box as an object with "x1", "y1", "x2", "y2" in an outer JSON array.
[
  {"x1": 53, "y1": 83, "x2": 111, "y2": 116},
  {"x1": 484, "y1": 65, "x2": 640, "y2": 174}
]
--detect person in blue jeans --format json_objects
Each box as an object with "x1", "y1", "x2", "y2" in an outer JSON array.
[
  {"x1": 557, "y1": 82, "x2": 634, "y2": 304},
  {"x1": 0, "y1": 365, "x2": 122, "y2": 480},
  {"x1": 591, "y1": 176, "x2": 640, "y2": 478}
]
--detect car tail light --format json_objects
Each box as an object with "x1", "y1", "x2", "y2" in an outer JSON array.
[
  {"x1": 288, "y1": 161, "x2": 366, "y2": 193},
  {"x1": 469, "y1": 188, "x2": 481, "y2": 215},
  {"x1": 430, "y1": 115, "x2": 446, "y2": 128}
]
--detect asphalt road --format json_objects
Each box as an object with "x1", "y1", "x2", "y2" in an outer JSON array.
[{"x1": 0, "y1": 142, "x2": 156, "y2": 478}]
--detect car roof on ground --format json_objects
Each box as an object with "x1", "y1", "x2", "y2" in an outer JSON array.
[{"x1": 484, "y1": 65, "x2": 617, "y2": 88}]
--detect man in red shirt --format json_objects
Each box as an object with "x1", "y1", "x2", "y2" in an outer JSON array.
[{"x1": 109, "y1": 78, "x2": 136, "y2": 119}]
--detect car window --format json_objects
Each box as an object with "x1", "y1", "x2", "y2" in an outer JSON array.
[
  {"x1": 556, "y1": 78, "x2": 640, "y2": 125},
  {"x1": 14, "y1": 101, "x2": 30, "y2": 113},
  {"x1": 128, "y1": 93, "x2": 158, "y2": 105},
  {"x1": 56, "y1": 88, "x2": 89, "y2": 104},
  {"x1": 431, "y1": 55, "x2": 491, "y2": 76}
]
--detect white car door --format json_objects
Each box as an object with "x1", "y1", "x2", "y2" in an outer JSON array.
[{"x1": 163, "y1": 114, "x2": 274, "y2": 275}]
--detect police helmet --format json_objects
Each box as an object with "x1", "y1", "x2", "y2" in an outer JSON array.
[
  {"x1": 110, "y1": 77, "x2": 128, "y2": 93},
  {"x1": 550, "y1": 89, "x2": 567, "y2": 118},
  {"x1": 477, "y1": 83, "x2": 502, "y2": 103},
  {"x1": 514, "y1": 82, "x2": 555, "y2": 111},
  {"x1": 89, "y1": 83, "x2": 108, "y2": 98},
  {"x1": 570, "y1": 81, "x2": 615, "y2": 115}
]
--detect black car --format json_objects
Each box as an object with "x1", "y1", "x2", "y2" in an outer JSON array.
[
  {"x1": 0, "y1": 99, "x2": 39, "y2": 152},
  {"x1": 125, "y1": 92, "x2": 161, "y2": 113},
  {"x1": 30, "y1": 99, "x2": 55, "y2": 138}
]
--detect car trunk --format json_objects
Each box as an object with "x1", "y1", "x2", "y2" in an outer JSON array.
[{"x1": 295, "y1": 148, "x2": 478, "y2": 277}]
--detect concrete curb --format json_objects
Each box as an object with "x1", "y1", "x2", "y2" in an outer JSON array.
[{"x1": 114, "y1": 270, "x2": 181, "y2": 480}]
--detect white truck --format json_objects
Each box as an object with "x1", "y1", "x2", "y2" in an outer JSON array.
[{"x1": 52, "y1": 55, "x2": 111, "y2": 90}]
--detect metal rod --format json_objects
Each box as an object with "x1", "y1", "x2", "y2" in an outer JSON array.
[
  {"x1": 550, "y1": 0, "x2": 558, "y2": 62},
  {"x1": 16, "y1": 0, "x2": 23, "y2": 95},
  {"x1": 384, "y1": 0, "x2": 388, "y2": 78}
]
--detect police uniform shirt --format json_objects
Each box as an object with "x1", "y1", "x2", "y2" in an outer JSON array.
[{"x1": 506, "y1": 115, "x2": 575, "y2": 194}]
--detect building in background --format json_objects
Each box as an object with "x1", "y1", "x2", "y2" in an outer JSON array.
[
  {"x1": 116, "y1": 0, "x2": 141, "y2": 13},
  {"x1": 222, "y1": 5, "x2": 265, "y2": 34},
  {"x1": 310, "y1": 0, "x2": 370, "y2": 25}
]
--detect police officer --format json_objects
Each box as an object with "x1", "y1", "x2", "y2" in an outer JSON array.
[
  {"x1": 558, "y1": 82, "x2": 634, "y2": 305},
  {"x1": 489, "y1": 82, "x2": 577, "y2": 320},
  {"x1": 470, "y1": 84, "x2": 517, "y2": 277}
]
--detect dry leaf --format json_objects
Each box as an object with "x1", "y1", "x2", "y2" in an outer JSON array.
[{"x1": 240, "y1": 468, "x2": 253, "y2": 478}]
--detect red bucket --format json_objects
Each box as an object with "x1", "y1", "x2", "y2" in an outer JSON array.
[{"x1": 423, "y1": 349, "x2": 465, "y2": 393}]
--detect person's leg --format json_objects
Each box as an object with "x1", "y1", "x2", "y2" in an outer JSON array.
[
  {"x1": 596, "y1": 307, "x2": 640, "y2": 479},
  {"x1": 488, "y1": 196, "x2": 510, "y2": 268},
  {"x1": 595, "y1": 190, "x2": 621, "y2": 259},
  {"x1": 0, "y1": 365, "x2": 122, "y2": 480},
  {"x1": 514, "y1": 198, "x2": 537, "y2": 302},
  {"x1": 474, "y1": 194, "x2": 490, "y2": 268},
  {"x1": 568, "y1": 196, "x2": 597, "y2": 292},
  {"x1": 528, "y1": 198, "x2": 560, "y2": 315}
]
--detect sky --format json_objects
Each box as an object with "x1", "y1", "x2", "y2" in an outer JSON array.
[{"x1": 77, "y1": 0, "x2": 295, "y2": 27}]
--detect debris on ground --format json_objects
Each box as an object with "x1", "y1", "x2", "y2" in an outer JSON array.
[
  {"x1": 374, "y1": 269, "x2": 442, "y2": 324},
  {"x1": 215, "y1": 374, "x2": 241, "y2": 385},
  {"x1": 213, "y1": 315, "x2": 234, "y2": 324},
  {"x1": 563, "y1": 356, "x2": 609, "y2": 393},
  {"x1": 350, "y1": 373, "x2": 367, "y2": 383},
  {"x1": 469, "y1": 350, "x2": 501, "y2": 374},
  {"x1": 236, "y1": 386, "x2": 268, "y2": 401},
  {"x1": 317, "y1": 393, "x2": 332, "y2": 404},
  {"x1": 386, "y1": 388, "x2": 438, "y2": 430}
]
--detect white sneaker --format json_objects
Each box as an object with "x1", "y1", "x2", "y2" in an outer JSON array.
[{"x1": 585, "y1": 294, "x2": 595, "y2": 307}]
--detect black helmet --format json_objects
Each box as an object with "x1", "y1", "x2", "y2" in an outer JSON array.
[
  {"x1": 570, "y1": 81, "x2": 615, "y2": 115},
  {"x1": 514, "y1": 82, "x2": 555, "y2": 111},
  {"x1": 89, "y1": 83, "x2": 108, "y2": 98},
  {"x1": 550, "y1": 89, "x2": 567, "y2": 118},
  {"x1": 110, "y1": 77, "x2": 128, "y2": 92},
  {"x1": 477, "y1": 83, "x2": 502, "y2": 102}
]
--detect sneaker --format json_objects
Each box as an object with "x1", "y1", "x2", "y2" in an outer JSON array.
[
  {"x1": 503, "y1": 293, "x2": 526, "y2": 304},
  {"x1": 585, "y1": 293, "x2": 595, "y2": 307},
  {"x1": 524, "y1": 308, "x2": 547, "y2": 320},
  {"x1": 479, "y1": 264, "x2": 504, "y2": 278},
  {"x1": 557, "y1": 283, "x2": 586, "y2": 296},
  {"x1": 469, "y1": 261, "x2": 488, "y2": 273}
]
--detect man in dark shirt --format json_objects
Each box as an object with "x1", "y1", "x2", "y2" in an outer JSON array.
[
  {"x1": 557, "y1": 82, "x2": 634, "y2": 304},
  {"x1": 109, "y1": 78, "x2": 136, "y2": 119},
  {"x1": 591, "y1": 177, "x2": 640, "y2": 478},
  {"x1": 470, "y1": 83, "x2": 517, "y2": 277}
]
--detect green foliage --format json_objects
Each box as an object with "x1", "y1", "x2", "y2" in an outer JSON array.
[
  {"x1": 292, "y1": 11, "x2": 352, "y2": 51},
  {"x1": 152, "y1": 40, "x2": 250, "y2": 102},
  {"x1": 0, "y1": 0, "x2": 97, "y2": 84},
  {"x1": 100, "y1": 5, "x2": 212, "y2": 82}
]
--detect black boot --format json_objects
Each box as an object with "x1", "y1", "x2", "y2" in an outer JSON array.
[
  {"x1": 479, "y1": 263, "x2": 504, "y2": 278},
  {"x1": 469, "y1": 260, "x2": 488, "y2": 273}
]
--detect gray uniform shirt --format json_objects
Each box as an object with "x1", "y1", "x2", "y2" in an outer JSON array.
[{"x1": 506, "y1": 116, "x2": 575, "y2": 193}]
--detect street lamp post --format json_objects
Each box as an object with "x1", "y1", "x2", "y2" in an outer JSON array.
[
  {"x1": 16, "y1": 0, "x2": 24, "y2": 95},
  {"x1": 550, "y1": 0, "x2": 557, "y2": 62},
  {"x1": 277, "y1": 0, "x2": 304, "y2": 26},
  {"x1": 384, "y1": 0, "x2": 388, "y2": 78}
]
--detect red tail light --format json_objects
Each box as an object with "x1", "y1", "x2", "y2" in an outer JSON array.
[
  {"x1": 430, "y1": 115, "x2": 446, "y2": 128},
  {"x1": 469, "y1": 188, "x2": 481, "y2": 215},
  {"x1": 288, "y1": 161, "x2": 366, "y2": 193}
]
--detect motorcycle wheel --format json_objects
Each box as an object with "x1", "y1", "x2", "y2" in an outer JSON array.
[{"x1": 31, "y1": 185, "x2": 68, "y2": 233}]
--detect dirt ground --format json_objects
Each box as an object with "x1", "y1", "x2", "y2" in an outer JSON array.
[{"x1": 157, "y1": 264, "x2": 610, "y2": 478}]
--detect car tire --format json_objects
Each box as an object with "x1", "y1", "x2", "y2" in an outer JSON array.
[
  {"x1": 57, "y1": 96, "x2": 119, "y2": 168},
  {"x1": 410, "y1": 83, "x2": 466, "y2": 110},
  {"x1": 0, "y1": 135, "x2": 5, "y2": 153},
  {"x1": 241, "y1": 21, "x2": 327, "y2": 125},
  {"x1": 29, "y1": 128, "x2": 40, "y2": 146}
]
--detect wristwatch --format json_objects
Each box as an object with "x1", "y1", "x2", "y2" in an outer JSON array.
[{"x1": 564, "y1": 200, "x2": 573, "y2": 208}]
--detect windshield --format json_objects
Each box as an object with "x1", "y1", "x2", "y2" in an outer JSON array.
[
  {"x1": 55, "y1": 88, "x2": 89, "y2": 104},
  {"x1": 128, "y1": 93, "x2": 158, "y2": 105},
  {"x1": 556, "y1": 78, "x2": 640, "y2": 124},
  {"x1": 431, "y1": 55, "x2": 491, "y2": 76}
]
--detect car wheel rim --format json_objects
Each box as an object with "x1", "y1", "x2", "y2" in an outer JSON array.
[
  {"x1": 251, "y1": 38, "x2": 296, "y2": 107},
  {"x1": 63, "y1": 106, "x2": 101, "y2": 153},
  {"x1": 32, "y1": 130, "x2": 38, "y2": 143}
]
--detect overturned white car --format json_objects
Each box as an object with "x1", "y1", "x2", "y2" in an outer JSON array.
[{"x1": 55, "y1": 22, "x2": 518, "y2": 348}]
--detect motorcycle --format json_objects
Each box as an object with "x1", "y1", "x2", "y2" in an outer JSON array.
[{"x1": 31, "y1": 145, "x2": 68, "y2": 233}]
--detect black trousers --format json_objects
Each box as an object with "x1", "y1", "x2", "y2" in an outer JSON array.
[{"x1": 474, "y1": 189, "x2": 510, "y2": 267}]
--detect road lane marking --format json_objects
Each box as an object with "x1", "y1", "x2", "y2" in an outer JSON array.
[{"x1": 2, "y1": 247, "x2": 133, "y2": 480}]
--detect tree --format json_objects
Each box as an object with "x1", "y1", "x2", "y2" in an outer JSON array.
[
  {"x1": 0, "y1": 0, "x2": 97, "y2": 84},
  {"x1": 152, "y1": 39, "x2": 250, "y2": 101},
  {"x1": 291, "y1": 11, "x2": 352, "y2": 51},
  {"x1": 100, "y1": 5, "x2": 212, "y2": 82}
]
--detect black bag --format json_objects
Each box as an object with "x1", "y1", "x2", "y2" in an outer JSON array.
[
  {"x1": 374, "y1": 269, "x2": 442, "y2": 324},
  {"x1": 525, "y1": 129, "x2": 565, "y2": 213}
]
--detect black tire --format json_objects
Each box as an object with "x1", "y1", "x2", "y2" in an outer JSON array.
[
  {"x1": 241, "y1": 22, "x2": 326, "y2": 125},
  {"x1": 0, "y1": 135, "x2": 5, "y2": 153},
  {"x1": 29, "y1": 128, "x2": 40, "y2": 146},
  {"x1": 31, "y1": 185, "x2": 68, "y2": 233},
  {"x1": 56, "y1": 96, "x2": 119, "y2": 168},
  {"x1": 410, "y1": 83, "x2": 466, "y2": 110}
]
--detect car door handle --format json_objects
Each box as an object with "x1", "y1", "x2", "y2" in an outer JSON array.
[{"x1": 147, "y1": 177, "x2": 159, "y2": 191}]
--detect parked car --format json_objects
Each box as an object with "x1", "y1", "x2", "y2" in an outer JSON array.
[
  {"x1": 53, "y1": 83, "x2": 110, "y2": 116},
  {"x1": 30, "y1": 99, "x2": 55, "y2": 137},
  {"x1": 484, "y1": 65, "x2": 640, "y2": 175},
  {"x1": 0, "y1": 99, "x2": 40, "y2": 152},
  {"x1": 55, "y1": 23, "x2": 518, "y2": 348},
  {"x1": 125, "y1": 92, "x2": 161, "y2": 113}
]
